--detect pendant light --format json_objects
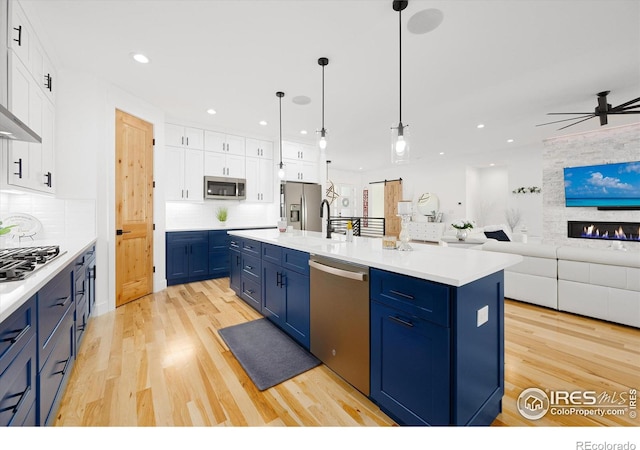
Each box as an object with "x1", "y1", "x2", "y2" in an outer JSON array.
[
  {"x1": 276, "y1": 91, "x2": 286, "y2": 179},
  {"x1": 317, "y1": 57, "x2": 329, "y2": 150},
  {"x1": 391, "y1": 0, "x2": 410, "y2": 164}
]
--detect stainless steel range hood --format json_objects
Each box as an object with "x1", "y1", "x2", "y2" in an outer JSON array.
[
  {"x1": 0, "y1": 0, "x2": 41, "y2": 143},
  {"x1": 0, "y1": 103, "x2": 42, "y2": 143}
]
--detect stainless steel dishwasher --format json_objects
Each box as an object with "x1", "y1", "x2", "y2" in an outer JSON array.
[{"x1": 309, "y1": 255, "x2": 370, "y2": 395}]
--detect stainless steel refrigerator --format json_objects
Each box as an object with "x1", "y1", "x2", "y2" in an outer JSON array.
[{"x1": 283, "y1": 182, "x2": 322, "y2": 232}]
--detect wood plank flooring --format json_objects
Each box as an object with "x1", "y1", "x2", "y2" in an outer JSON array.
[{"x1": 53, "y1": 278, "x2": 639, "y2": 427}]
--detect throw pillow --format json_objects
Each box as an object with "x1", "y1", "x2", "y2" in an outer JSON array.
[{"x1": 485, "y1": 230, "x2": 511, "y2": 241}]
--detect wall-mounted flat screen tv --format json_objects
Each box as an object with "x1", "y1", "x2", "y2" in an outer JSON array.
[{"x1": 563, "y1": 161, "x2": 640, "y2": 207}]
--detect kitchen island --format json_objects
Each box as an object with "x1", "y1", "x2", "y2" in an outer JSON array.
[{"x1": 228, "y1": 228, "x2": 522, "y2": 426}]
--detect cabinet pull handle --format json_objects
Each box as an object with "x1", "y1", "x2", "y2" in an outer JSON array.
[
  {"x1": 389, "y1": 289, "x2": 414, "y2": 300},
  {"x1": 1, "y1": 326, "x2": 29, "y2": 344},
  {"x1": 245, "y1": 265, "x2": 253, "y2": 270},
  {"x1": 44, "y1": 171, "x2": 52, "y2": 187},
  {"x1": 181, "y1": 137, "x2": 184, "y2": 145},
  {"x1": 186, "y1": 189, "x2": 189, "y2": 198},
  {"x1": 13, "y1": 25, "x2": 22, "y2": 46},
  {"x1": 56, "y1": 296, "x2": 71, "y2": 307},
  {"x1": 54, "y1": 358, "x2": 71, "y2": 376},
  {"x1": 44, "y1": 73, "x2": 52, "y2": 92},
  {"x1": 14, "y1": 158, "x2": 23, "y2": 178},
  {"x1": 245, "y1": 289, "x2": 255, "y2": 295},
  {"x1": 3, "y1": 386, "x2": 31, "y2": 415},
  {"x1": 276, "y1": 272, "x2": 282, "y2": 287},
  {"x1": 186, "y1": 137, "x2": 189, "y2": 146},
  {"x1": 388, "y1": 315, "x2": 414, "y2": 328}
]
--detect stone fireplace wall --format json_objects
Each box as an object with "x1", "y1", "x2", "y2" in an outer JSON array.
[{"x1": 542, "y1": 122, "x2": 640, "y2": 252}]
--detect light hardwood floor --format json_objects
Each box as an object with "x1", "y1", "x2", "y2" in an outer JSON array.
[{"x1": 53, "y1": 278, "x2": 639, "y2": 427}]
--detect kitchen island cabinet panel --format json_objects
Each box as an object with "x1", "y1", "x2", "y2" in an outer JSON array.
[
  {"x1": 230, "y1": 248, "x2": 242, "y2": 294},
  {"x1": 370, "y1": 268, "x2": 505, "y2": 426},
  {"x1": 371, "y1": 300, "x2": 450, "y2": 426},
  {"x1": 0, "y1": 295, "x2": 36, "y2": 371}
]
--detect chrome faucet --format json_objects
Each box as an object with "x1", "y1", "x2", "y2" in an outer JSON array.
[{"x1": 320, "y1": 199, "x2": 333, "y2": 238}]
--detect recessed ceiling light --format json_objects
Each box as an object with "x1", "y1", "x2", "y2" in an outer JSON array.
[
  {"x1": 439, "y1": 152, "x2": 445, "y2": 155},
  {"x1": 292, "y1": 96, "x2": 311, "y2": 105},
  {"x1": 358, "y1": 167, "x2": 363, "y2": 171},
  {"x1": 207, "y1": 109, "x2": 216, "y2": 115},
  {"x1": 259, "y1": 120, "x2": 267, "y2": 126},
  {"x1": 300, "y1": 130, "x2": 308, "y2": 135},
  {"x1": 489, "y1": 163, "x2": 495, "y2": 166},
  {"x1": 131, "y1": 53, "x2": 150, "y2": 64},
  {"x1": 477, "y1": 124, "x2": 485, "y2": 129},
  {"x1": 407, "y1": 8, "x2": 444, "y2": 34},
  {"x1": 0, "y1": 131, "x2": 12, "y2": 135},
  {"x1": 507, "y1": 139, "x2": 514, "y2": 143}
]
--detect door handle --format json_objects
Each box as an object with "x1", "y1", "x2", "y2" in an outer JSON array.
[
  {"x1": 13, "y1": 25, "x2": 22, "y2": 46},
  {"x1": 116, "y1": 229, "x2": 131, "y2": 236},
  {"x1": 14, "y1": 159, "x2": 23, "y2": 178},
  {"x1": 388, "y1": 315, "x2": 415, "y2": 328}
]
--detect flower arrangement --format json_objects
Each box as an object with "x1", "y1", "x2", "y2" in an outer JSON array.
[
  {"x1": 512, "y1": 186, "x2": 541, "y2": 194},
  {"x1": 216, "y1": 206, "x2": 228, "y2": 223},
  {"x1": 451, "y1": 219, "x2": 474, "y2": 230}
]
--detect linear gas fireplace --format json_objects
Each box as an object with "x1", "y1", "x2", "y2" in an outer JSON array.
[{"x1": 568, "y1": 221, "x2": 640, "y2": 242}]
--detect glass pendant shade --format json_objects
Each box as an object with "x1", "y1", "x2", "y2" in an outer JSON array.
[
  {"x1": 277, "y1": 162, "x2": 285, "y2": 179},
  {"x1": 391, "y1": 122, "x2": 410, "y2": 164},
  {"x1": 317, "y1": 129, "x2": 327, "y2": 150}
]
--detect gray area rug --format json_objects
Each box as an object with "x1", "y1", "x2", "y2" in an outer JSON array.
[{"x1": 218, "y1": 318, "x2": 321, "y2": 391}]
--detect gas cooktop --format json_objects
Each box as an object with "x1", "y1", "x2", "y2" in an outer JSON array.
[{"x1": 0, "y1": 246, "x2": 65, "y2": 282}]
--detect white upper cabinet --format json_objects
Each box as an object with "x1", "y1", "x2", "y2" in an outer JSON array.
[
  {"x1": 281, "y1": 141, "x2": 319, "y2": 183},
  {"x1": 165, "y1": 123, "x2": 204, "y2": 149},
  {"x1": 165, "y1": 147, "x2": 203, "y2": 201},
  {"x1": 245, "y1": 157, "x2": 274, "y2": 203},
  {"x1": 282, "y1": 141, "x2": 317, "y2": 162},
  {"x1": 245, "y1": 138, "x2": 273, "y2": 159},
  {"x1": 9, "y1": 1, "x2": 32, "y2": 68},
  {"x1": 204, "y1": 130, "x2": 245, "y2": 156},
  {"x1": 204, "y1": 151, "x2": 245, "y2": 178}
]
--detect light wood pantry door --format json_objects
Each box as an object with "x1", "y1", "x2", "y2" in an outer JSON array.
[
  {"x1": 115, "y1": 109, "x2": 154, "y2": 307},
  {"x1": 384, "y1": 179, "x2": 402, "y2": 237}
]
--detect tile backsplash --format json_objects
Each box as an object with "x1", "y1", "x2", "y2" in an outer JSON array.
[
  {"x1": 165, "y1": 201, "x2": 278, "y2": 230},
  {"x1": 0, "y1": 193, "x2": 96, "y2": 243}
]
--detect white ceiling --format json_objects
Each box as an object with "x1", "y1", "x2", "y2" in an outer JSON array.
[{"x1": 22, "y1": 0, "x2": 640, "y2": 171}]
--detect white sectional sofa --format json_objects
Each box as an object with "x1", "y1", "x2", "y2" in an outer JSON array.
[
  {"x1": 480, "y1": 241, "x2": 559, "y2": 309},
  {"x1": 556, "y1": 246, "x2": 640, "y2": 329},
  {"x1": 479, "y1": 241, "x2": 640, "y2": 328}
]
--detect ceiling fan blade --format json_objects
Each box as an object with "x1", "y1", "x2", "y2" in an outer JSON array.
[
  {"x1": 546, "y1": 112, "x2": 593, "y2": 115},
  {"x1": 557, "y1": 115, "x2": 597, "y2": 131},
  {"x1": 615, "y1": 111, "x2": 640, "y2": 114},
  {"x1": 610, "y1": 104, "x2": 640, "y2": 112},
  {"x1": 610, "y1": 96, "x2": 640, "y2": 111},
  {"x1": 535, "y1": 114, "x2": 594, "y2": 127}
]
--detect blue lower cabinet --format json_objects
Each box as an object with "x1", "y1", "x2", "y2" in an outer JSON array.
[
  {"x1": 282, "y1": 269, "x2": 310, "y2": 349},
  {"x1": 229, "y1": 248, "x2": 242, "y2": 295},
  {"x1": 166, "y1": 231, "x2": 209, "y2": 285},
  {"x1": 0, "y1": 334, "x2": 37, "y2": 427},
  {"x1": 38, "y1": 302, "x2": 75, "y2": 426},
  {"x1": 369, "y1": 268, "x2": 505, "y2": 426},
  {"x1": 262, "y1": 260, "x2": 285, "y2": 320},
  {"x1": 260, "y1": 245, "x2": 311, "y2": 349},
  {"x1": 209, "y1": 230, "x2": 231, "y2": 278},
  {"x1": 370, "y1": 300, "x2": 450, "y2": 426}
]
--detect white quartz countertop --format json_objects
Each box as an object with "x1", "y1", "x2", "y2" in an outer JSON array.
[
  {"x1": 166, "y1": 225, "x2": 276, "y2": 232},
  {"x1": 0, "y1": 237, "x2": 97, "y2": 323},
  {"x1": 228, "y1": 229, "x2": 523, "y2": 287}
]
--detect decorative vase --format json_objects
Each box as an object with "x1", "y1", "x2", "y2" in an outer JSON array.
[{"x1": 456, "y1": 229, "x2": 468, "y2": 241}]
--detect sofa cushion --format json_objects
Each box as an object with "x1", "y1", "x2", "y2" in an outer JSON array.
[
  {"x1": 484, "y1": 230, "x2": 510, "y2": 241},
  {"x1": 556, "y1": 246, "x2": 640, "y2": 268}
]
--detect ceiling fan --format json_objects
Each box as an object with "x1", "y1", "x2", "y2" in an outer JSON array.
[{"x1": 536, "y1": 91, "x2": 640, "y2": 131}]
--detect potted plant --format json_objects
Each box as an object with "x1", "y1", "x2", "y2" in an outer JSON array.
[
  {"x1": 451, "y1": 219, "x2": 474, "y2": 241},
  {"x1": 216, "y1": 206, "x2": 228, "y2": 226}
]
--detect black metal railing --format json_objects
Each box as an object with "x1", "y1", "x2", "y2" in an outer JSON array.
[{"x1": 329, "y1": 217, "x2": 385, "y2": 238}]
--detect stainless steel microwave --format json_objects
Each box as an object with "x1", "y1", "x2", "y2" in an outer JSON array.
[{"x1": 204, "y1": 176, "x2": 246, "y2": 200}]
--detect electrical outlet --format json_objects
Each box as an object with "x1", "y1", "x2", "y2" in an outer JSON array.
[{"x1": 477, "y1": 305, "x2": 489, "y2": 327}]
